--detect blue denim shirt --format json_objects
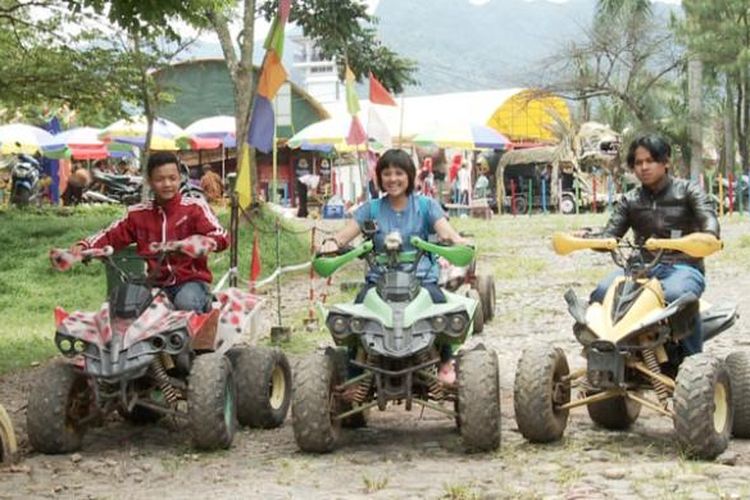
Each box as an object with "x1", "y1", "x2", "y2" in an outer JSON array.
[{"x1": 354, "y1": 194, "x2": 445, "y2": 283}]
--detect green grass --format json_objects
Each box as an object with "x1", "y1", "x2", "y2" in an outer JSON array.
[{"x1": 0, "y1": 204, "x2": 310, "y2": 375}]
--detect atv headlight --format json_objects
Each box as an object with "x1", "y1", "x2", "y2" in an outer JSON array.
[
  {"x1": 55, "y1": 332, "x2": 87, "y2": 357},
  {"x1": 328, "y1": 314, "x2": 350, "y2": 335},
  {"x1": 431, "y1": 315, "x2": 447, "y2": 333},
  {"x1": 350, "y1": 318, "x2": 365, "y2": 334},
  {"x1": 449, "y1": 313, "x2": 467, "y2": 333}
]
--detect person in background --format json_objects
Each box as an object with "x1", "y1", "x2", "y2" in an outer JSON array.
[{"x1": 200, "y1": 164, "x2": 223, "y2": 203}]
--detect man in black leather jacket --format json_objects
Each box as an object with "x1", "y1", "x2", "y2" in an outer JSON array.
[{"x1": 590, "y1": 134, "x2": 720, "y2": 356}]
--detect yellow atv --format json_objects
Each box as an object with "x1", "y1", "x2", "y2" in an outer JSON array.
[
  {"x1": 0, "y1": 403, "x2": 17, "y2": 464},
  {"x1": 514, "y1": 232, "x2": 750, "y2": 459}
]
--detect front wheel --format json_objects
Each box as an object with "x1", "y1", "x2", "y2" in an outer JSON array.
[
  {"x1": 229, "y1": 346, "x2": 292, "y2": 428},
  {"x1": 724, "y1": 351, "x2": 750, "y2": 438},
  {"x1": 0, "y1": 404, "x2": 17, "y2": 464},
  {"x1": 27, "y1": 361, "x2": 91, "y2": 454},
  {"x1": 187, "y1": 353, "x2": 237, "y2": 450},
  {"x1": 457, "y1": 348, "x2": 500, "y2": 452},
  {"x1": 513, "y1": 345, "x2": 570, "y2": 443},
  {"x1": 292, "y1": 352, "x2": 341, "y2": 453},
  {"x1": 673, "y1": 354, "x2": 732, "y2": 459}
]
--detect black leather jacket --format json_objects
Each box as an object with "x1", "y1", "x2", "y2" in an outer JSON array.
[{"x1": 603, "y1": 177, "x2": 720, "y2": 271}]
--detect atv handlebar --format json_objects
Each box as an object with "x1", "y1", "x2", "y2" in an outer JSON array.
[
  {"x1": 553, "y1": 231, "x2": 722, "y2": 259},
  {"x1": 50, "y1": 246, "x2": 114, "y2": 271}
]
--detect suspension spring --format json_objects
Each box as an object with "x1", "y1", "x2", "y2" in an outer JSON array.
[
  {"x1": 643, "y1": 348, "x2": 669, "y2": 406},
  {"x1": 349, "y1": 374, "x2": 372, "y2": 404},
  {"x1": 150, "y1": 358, "x2": 179, "y2": 404}
]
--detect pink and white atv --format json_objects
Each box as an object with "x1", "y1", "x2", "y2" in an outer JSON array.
[{"x1": 27, "y1": 236, "x2": 292, "y2": 454}]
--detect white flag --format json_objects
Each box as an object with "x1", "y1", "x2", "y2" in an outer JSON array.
[{"x1": 367, "y1": 106, "x2": 392, "y2": 150}]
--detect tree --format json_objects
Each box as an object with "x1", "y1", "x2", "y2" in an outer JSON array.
[
  {"x1": 0, "y1": 0, "x2": 143, "y2": 124},
  {"x1": 680, "y1": 0, "x2": 750, "y2": 174},
  {"x1": 85, "y1": 0, "x2": 417, "y2": 200}
]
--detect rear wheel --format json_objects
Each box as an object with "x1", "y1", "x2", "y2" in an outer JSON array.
[
  {"x1": 587, "y1": 394, "x2": 641, "y2": 430},
  {"x1": 0, "y1": 404, "x2": 17, "y2": 464},
  {"x1": 513, "y1": 195, "x2": 528, "y2": 215},
  {"x1": 476, "y1": 274, "x2": 495, "y2": 322},
  {"x1": 292, "y1": 352, "x2": 341, "y2": 452},
  {"x1": 229, "y1": 346, "x2": 292, "y2": 428},
  {"x1": 27, "y1": 361, "x2": 90, "y2": 454},
  {"x1": 457, "y1": 348, "x2": 500, "y2": 452},
  {"x1": 560, "y1": 194, "x2": 577, "y2": 215},
  {"x1": 467, "y1": 289, "x2": 484, "y2": 334},
  {"x1": 513, "y1": 345, "x2": 570, "y2": 443},
  {"x1": 725, "y1": 351, "x2": 750, "y2": 438},
  {"x1": 187, "y1": 353, "x2": 237, "y2": 450},
  {"x1": 11, "y1": 185, "x2": 31, "y2": 207},
  {"x1": 673, "y1": 354, "x2": 732, "y2": 459}
]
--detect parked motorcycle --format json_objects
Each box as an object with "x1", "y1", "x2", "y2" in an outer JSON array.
[
  {"x1": 82, "y1": 166, "x2": 204, "y2": 205},
  {"x1": 10, "y1": 154, "x2": 43, "y2": 207}
]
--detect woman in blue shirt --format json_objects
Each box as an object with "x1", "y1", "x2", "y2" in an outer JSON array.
[{"x1": 320, "y1": 149, "x2": 469, "y2": 382}]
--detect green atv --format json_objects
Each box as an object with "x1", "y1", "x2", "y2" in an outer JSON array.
[{"x1": 292, "y1": 222, "x2": 500, "y2": 453}]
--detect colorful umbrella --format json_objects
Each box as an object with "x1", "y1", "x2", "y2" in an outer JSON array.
[
  {"x1": 0, "y1": 124, "x2": 54, "y2": 154},
  {"x1": 412, "y1": 123, "x2": 510, "y2": 149},
  {"x1": 287, "y1": 116, "x2": 370, "y2": 152},
  {"x1": 184, "y1": 115, "x2": 236, "y2": 148},
  {"x1": 100, "y1": 116, "x2": 221, "y2": 151},
  {"x1": 40, "y1": 127, "x2": 134, "y2": 160}
]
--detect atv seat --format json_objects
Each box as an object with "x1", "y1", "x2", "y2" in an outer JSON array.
[{"x1": 701, "y1": 302, "x2": 738, "y2": 342}]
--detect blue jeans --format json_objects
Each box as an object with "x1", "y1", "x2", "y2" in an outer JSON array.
[
  {"x1": 590, "y1": 264, "x2": 705, "y2": 355},
  {"x1": 164, "y1": 281, "x2": 211, "y2": 312}
]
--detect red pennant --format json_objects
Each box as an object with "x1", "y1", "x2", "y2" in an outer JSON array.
[
  {"x1": 369, "y1": 71, "x2": 397, "y2": 106},
  {"x1": 346, "y1": 116, "x2": 368, "y2": 145},
  {"x1": 250, "y1": 230, "x2": 261, "y2": 289}
]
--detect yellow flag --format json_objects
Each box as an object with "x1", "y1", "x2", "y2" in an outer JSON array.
[{"x1": 236, "y1": 143, "x2": 253, "y2": 208}]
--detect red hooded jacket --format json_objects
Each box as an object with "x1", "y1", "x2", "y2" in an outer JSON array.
[{"x1": 80, "y1": 193, "x2": 229, "y2": 287}]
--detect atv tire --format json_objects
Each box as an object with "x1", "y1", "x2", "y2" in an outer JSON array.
[
  {"x1": 467, "y1": 289, "x2": 484, "y2": 334},
  {"x1": 457, "y1": 347, "x2": 500, "y2": 452},
  {"x1": 514, "y1": 345, "x2": 570, "y2": 443},
  {"x1": 0, "y1": 404, "x2": 17, "y2": 464},
  {"x1": 11, "y1": 186, "x2": 31, "y2": 207},
  {"x1": 725, "y1": 351, "x2": 750, "y2": 438},
  {"x1": 330, "y1": 348, "x2": 367, "y2": 428},
  {"x1": 586, "y1": 394, "x2": 641, "y2": 430},
  {"x1": 187, "y1": 353, "x2": 237, "y2": 450},
  {"x1": 229, "y1": 346, "x2": 291, "y2": 428},
  {"x1": 117, "y1": 404, "x2": 162, "y2": 425},
  {"x1": 292, "y1": 352, "x2": 341, "y2": 452},
  {"x1": 27, "y1": 361, "x2": 90, "y2": 454},
  {"x1": 673, "y1": 353, "x2": 732, "y2": 459},
  {"x1": 476, "y1": 274, "x2": 495, "y2": 322}
]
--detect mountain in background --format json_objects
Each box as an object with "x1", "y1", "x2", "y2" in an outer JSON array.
[{"x1": 181, "y1": 0, "x2": 679, "y2": 97}]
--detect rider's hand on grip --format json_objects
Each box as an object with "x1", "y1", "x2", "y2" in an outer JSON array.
[
  {"x1": 150, "y1": 235, "x2": 216, "y2": 258},
  {"x1": 50, "y1": 248, "x2": 76, "y2": 271}
]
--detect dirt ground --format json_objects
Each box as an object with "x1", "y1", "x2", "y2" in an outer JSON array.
[{"x1": 1, "y1": 216, "x2": 750, "y2": 499}]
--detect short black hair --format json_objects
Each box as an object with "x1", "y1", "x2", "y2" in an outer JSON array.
[
  {"x1": 375, "y1": 149, "x2": 415, "y2": 194},
  {"x1": 626, "y1": 134, "x2": 671, "y2": 169},
  {"x1": 146, "y1": 152, "x2": 179, "y2": 177}
]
